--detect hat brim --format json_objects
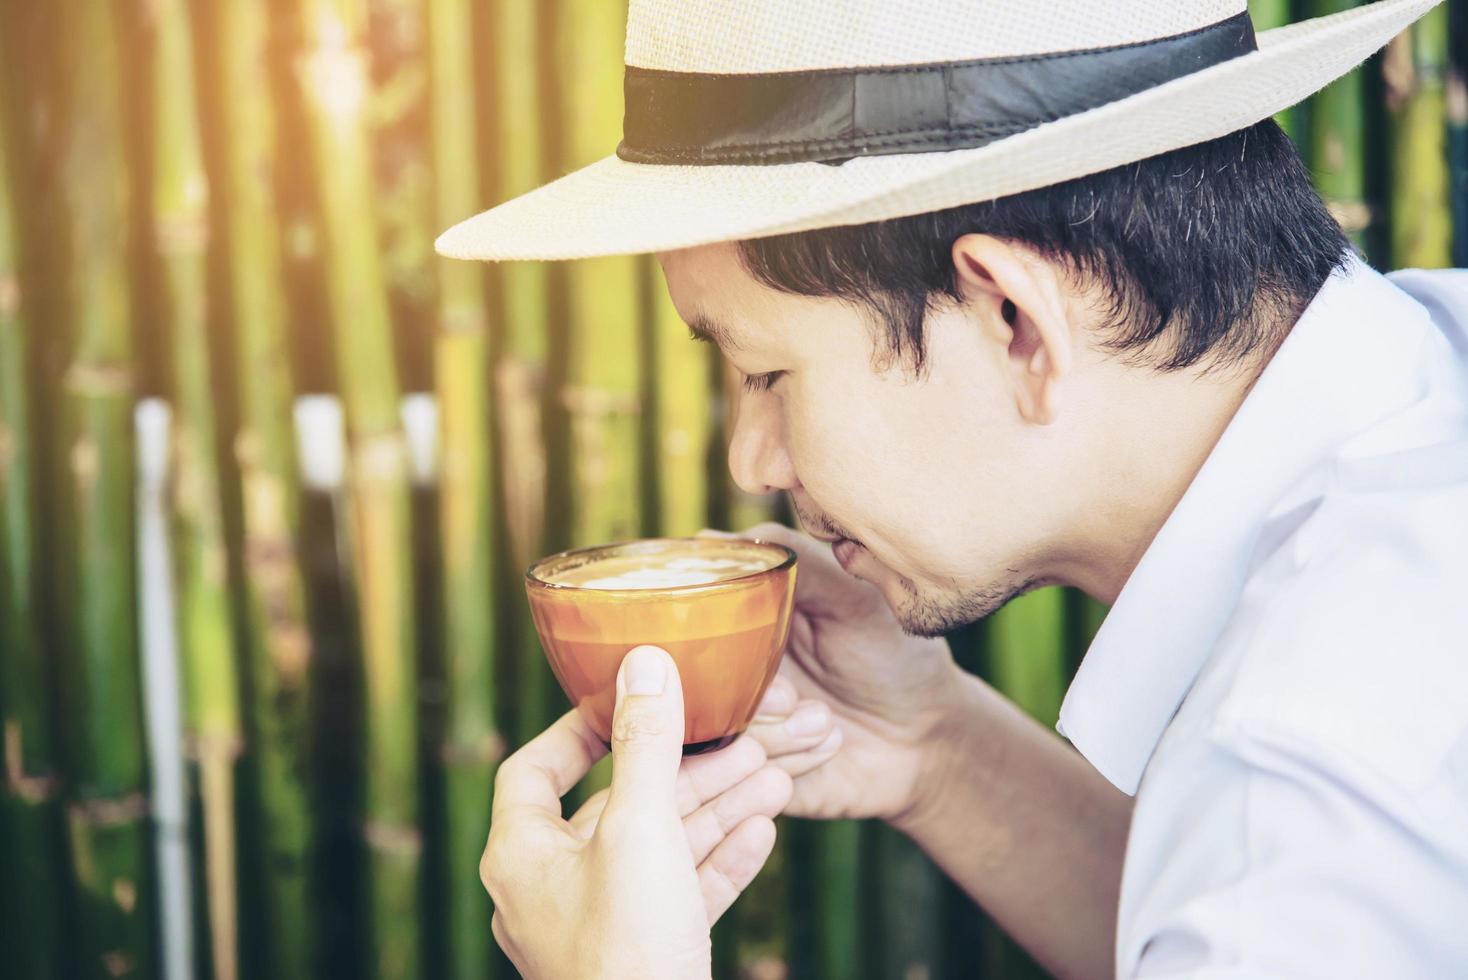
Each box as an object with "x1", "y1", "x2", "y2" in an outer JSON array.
[{"x1": 436, "y1": 0, "x2": 1440, "y2": 262}]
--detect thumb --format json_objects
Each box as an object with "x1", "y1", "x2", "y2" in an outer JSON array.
[{"x1": 602, "y1": 645, "x2": 685, "y2": 820}]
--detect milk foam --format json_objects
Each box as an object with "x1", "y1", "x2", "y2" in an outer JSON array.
[{"x1": 570, "y1": 555, "x2": 774, "y2": 590}]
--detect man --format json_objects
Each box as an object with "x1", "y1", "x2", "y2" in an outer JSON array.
[{"x1": 439, "y1": 0, "x2": 1468, "y2": 976}]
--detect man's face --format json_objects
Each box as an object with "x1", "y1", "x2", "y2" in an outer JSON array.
[{"x1": 659, "y1": 242, "x2": 1076, "y2": 637}]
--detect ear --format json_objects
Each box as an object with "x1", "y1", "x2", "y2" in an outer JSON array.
[{"x1": 951, "y1": 234, "x2": 1074, "y2": 426}]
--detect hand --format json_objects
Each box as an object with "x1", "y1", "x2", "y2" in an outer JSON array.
[
  {"x1": 483, "y1": 646, "x2": 792, "y2": 979},
  {"x1": 707, "y1": 524, "x2": 970, "y2": 828}
]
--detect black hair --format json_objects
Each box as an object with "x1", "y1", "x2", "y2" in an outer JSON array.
[{"x1": 738, "y1": 120, "x2": 1351, "y2": 373}]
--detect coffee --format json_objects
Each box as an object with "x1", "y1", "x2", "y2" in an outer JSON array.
[{"x1": 526, "y1": 538, "x2": 797, "y2": 754}]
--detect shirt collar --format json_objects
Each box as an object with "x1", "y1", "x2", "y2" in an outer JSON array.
[{"x1": 1056, "y1": 255, "x2": 1439, "y2": 795}]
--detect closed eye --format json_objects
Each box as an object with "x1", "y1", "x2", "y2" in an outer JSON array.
[{"x1": 741, "y1": 371, "x2": 784, "y2": 393}]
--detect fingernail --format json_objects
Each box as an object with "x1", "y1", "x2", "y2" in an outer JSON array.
[
  {"x1": 625, "y1": 646, "x2": 668, "y2": 696},
  {"x1": 696, "y1": 528, "x2": 737, "y2": 539},
  {"x1": 786, "y1": 703, "x2": 830, "y2": 737}
]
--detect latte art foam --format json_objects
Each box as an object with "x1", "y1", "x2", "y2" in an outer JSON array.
[{"x1": 551, "y1": 553, "x2": 779, "y2": 590}]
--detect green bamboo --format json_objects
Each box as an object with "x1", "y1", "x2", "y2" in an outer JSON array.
[
  {"x1": 1386, "y1": 5, "x2": 1453, "y2": 268},
  {"x1": 988, "y1": 587, "x2": 1069, "y2": 729},
  {"x1": 370, "y1": 0, "x2": 436, "y2": 382},
  {"x1": 788, "y1": 819, "x2": 867, "y2": 980},
  {"x1": 427, "y1": 0, "x2": 503, "y2": 974},
  {"x1": 204, "y1": 1, "x2": 320, "y2": 974},
  {"x1": 650, "y1": 270, "x2": 714, "y2": 538},
  {"x1": 1307, "y1": 0, "x2": 1374, "y2": 250},
  {"x1": 967, "y1": 588, "x2": 1072, "y2": 980},
  {"x1": 52, "y1": 2, "x2": 157, "y2": 975},
  {"x1": 0, "y1": 69, "x2": 67, "y2": 980},
  {"x1": 1248, "y1": 0, "x2": 1298, "y2": 138},
  {"x1": 868, "y1": 824, "x2": 944, "y2": 980},
  {"x1": 556, "y1": 0, "x2": 645, "y2": 797},
  {"x1": 298, "y1": 3, "x2": 423, "y2": 976},
  {"x1": 485, "y1": 0, "x2": 560, "y2": 753},
  {"x1": 561, "y1": 0, "x2": 643, "y2": 552},
  {"x1": 1450, "y1": 7, "x2": 1468, "y2": 267},
  {"x1": 152, "y1": 2, "x2": 246, "y2": 976}
]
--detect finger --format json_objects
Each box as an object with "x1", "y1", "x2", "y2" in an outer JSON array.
[
  {"x1": 743, "y1": 699, "x2": 837, "y2": 759},
  {"x1": 568, "y1": 788, "x2": 609, "y2": 840},
  {"x1": 573, "y1": 738, "x2": 769, "y2": 841},
  {"x1": 764, "y1": 726, "x2": 844, "y2": 779},
  {"x1": 699, "y1": 816, "x2": 779, "y2": 925},
  {"x1": 602, "y1": 646, "x2": 685, "y2": 823},
  {"x1": 684, "y1": 766, "x2": 793, "y2": 866},
  {"x1": 751, "y1": 675, "x2": 798, "y2": 721},
  {"x1": 674, "y1": 736, "x2": 766, "y2": 815},
  {"x1": 492, "y1": 708, "x2": 607, "y2": 821}
]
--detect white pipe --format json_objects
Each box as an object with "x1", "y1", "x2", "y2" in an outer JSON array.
[{"x1": 134, "y1": 398, "x2": 193, "y2": 980}]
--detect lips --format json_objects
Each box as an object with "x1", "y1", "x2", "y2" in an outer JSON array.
[{"x1": 832, "y1": 538, "x2": 861, "y2": 570}]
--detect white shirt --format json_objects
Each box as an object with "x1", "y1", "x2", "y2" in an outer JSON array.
[{"x1": 1057, "y1": 255, "x2": 1468, "y2": 979}]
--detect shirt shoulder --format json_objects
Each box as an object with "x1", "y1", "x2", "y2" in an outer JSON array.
[{"x1": 1209, "y1": 456, "x2": 1468, "y2": 793}]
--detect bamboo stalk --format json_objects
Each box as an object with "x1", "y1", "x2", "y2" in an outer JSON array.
[
  {"x1": 150, "y1": 1, "x2": 246, "y2": 976},
  {"x1": 787, "y1": 818, "x2": 867, "y2": 980},
  {"x1": 298, "y1": 3, "x2": 423, "y2": 976},
  {"x1": 557, "y1": 0, "x2": 645, "y2": 799},
  {"x1": 987, "y1": 588, "x2": 1068, "y2": 728},
  {"x1": 201, "y1": 1, "x2": 320, "y2": 974},
  {"x1": 0, "y1": 73, "x2": 68, "y2": 980},
  {"x1": 649, "y1": 266, "x2": 714, "y2": 538},
  {"x1": 1385, "y1": 4, "x2": 1454, "y2": 268},
  {"x1": 52, "y1": 2, "x2": 157, "y2": 975},
  {"x1": 1307, "y1": 0, "x2": 1374, "y2": 250},
  {"x1": 1450, "y1": 3, "x2": 1468, "y2": 268},
  {"x1": 485, "y1": 0, "x2": 562, "y2": 757},
  {"x1": 1248, "y1": 0, "x2": 1299, "y2": 138},
  {"x1": 427, "y1": 0, "x2": 503, "y2": 975}
]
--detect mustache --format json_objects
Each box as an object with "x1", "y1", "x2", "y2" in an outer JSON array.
[{"x1": 790, "y1": 495, "x2": 860, "y2": 545}]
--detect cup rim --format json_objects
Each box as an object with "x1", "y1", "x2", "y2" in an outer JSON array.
[{"x1": 525, "y1": 536, "x2": 797, "y2": 596}]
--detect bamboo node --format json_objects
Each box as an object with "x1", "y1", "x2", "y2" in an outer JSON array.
[
  {"x1": 101, "y1": 951, "x2": 135, "y2": 978},
  {"x1": 71, "y1": 437, "x2": 100, "y2": 490},
  {"x1": 1448, "y1": 71, "x2": 1468, "y2": 124},
  {"x1": 70, "y1": 792, "x2": 150, "y2": 827},
  {"x1": 183, "y1": 732, "x2": 245, "y2": 763},
  {"x1": 4, "y1": 720, "x2": 62, "y2": 802},
  {"x1": 0, "y1": 272, "x2": 20, "y2": 315},
  {"x1": 440, "y1": 307, "x2": 489, "y2": 335},
  {"x1": 362, "y1": 818, "x2": 423, "y2": 856},
  {"x1": 559, "y1": 384, "x2": 642, "y2": 418},
  {"x1": 745, "y1": 957, "x2": 789, "y2": 980},
  {"x1": 440, "y1": 731, "x2": 507, "y2": 766},
  {"x1": 1326, "y1": 200, "x2": 1374, "y2": 235},
  {"x1": 265, "y1": 621, "x2": 313, "y2": 683},
  {"x1": 354, "y1": 432, "x2": 408, "y2": 481},
  {"x1": 64, "y1": 362, "x2": 133, "y2": 397},
  {"x1": 155, "y1": 214, "x2": 210, "y2": 254},
  {"x1": 112, "y1": 877, "x2": 138, "y2": 913},
  {"x1": 1382, "y1": 34, "x2": 1416, "y2": 112}
]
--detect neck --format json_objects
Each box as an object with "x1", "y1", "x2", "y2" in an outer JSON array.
[{"x1": 1052, "y1": 346, "x2": 1279, "y2": 605}]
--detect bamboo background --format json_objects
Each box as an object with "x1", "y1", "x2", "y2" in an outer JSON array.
[{"x1": 0, "y1": 1, "x2": 1462, "y2": 978}]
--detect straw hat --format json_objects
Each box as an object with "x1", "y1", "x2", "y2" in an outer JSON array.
[{"x1": 436, "y1": 0, "x2": 1442, "y2": 263}]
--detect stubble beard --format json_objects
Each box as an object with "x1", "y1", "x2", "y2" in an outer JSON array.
[{"x1": 891, "y1": 570, "x2": 1040, "y2": 638}]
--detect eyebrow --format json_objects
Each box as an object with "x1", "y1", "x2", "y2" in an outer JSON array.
[{"x1": 686, "y1": 312, "x2": 743, "y2": 351}]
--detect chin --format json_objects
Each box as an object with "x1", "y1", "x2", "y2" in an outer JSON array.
[{"x1": 887, "y1": 573, "x2": 1034, "y2": 638}]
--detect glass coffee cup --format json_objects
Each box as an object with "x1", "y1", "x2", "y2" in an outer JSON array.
[{"x1": 525, "y1": 537, "x2": 798, "y2": 755}]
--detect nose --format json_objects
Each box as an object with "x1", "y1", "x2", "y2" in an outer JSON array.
[{"x1": 727, "y1": 388, "x2": 799, "y2": 496}]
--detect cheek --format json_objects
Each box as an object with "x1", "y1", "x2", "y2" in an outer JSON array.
[{"x1": 785, "y1": 373, "x2": 987, "y2": 552}]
